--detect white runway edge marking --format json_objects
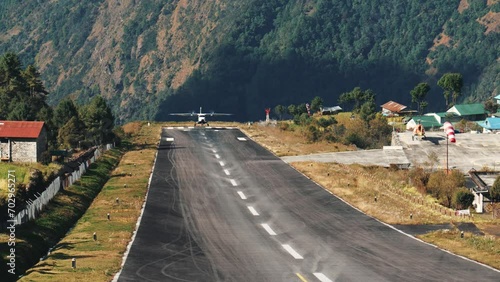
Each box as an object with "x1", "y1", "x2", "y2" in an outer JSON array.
[
  {"x1": 282, "y1": 244, "x2": 303, "y2": 259},
  {"x1": 219, "y1": 161, "x2": 225, "y2": 167},
  {"x1": 247, "y1": 206, "x2": 259, "y2": 216},
  {"x1": 237, "y1": 137, "x2": 247, "y2": 141},
  {"x1": 313, "y1": 273, "x2": 333, "y2": 282},
  {"x1": 261, "y1": 224, "x2": 277, "y2": 236},
  {"x1": 165, "y1": 137, "x2": 174, "y2": 141},
  {"x1": 230, "y1": 179, "x2": 237, "y2": 186},
  {"x1": 112, "y1": 150, "x2": 159, "y2": 282},
  {"x1": 215, "y1": 154, "x2": 220, "y2": 159},
  {"x1": 237, "y1": 191, "x2": 247, "y2": 200},
  {"x1": 224, "y1": 169, "x2": 230, "y2": 176}
]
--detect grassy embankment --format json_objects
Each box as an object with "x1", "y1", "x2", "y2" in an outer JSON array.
[
  {"x1": 0, "y1": 163, "x2": 61, "y2": 200},
  {"x1": 0, "y1": 122, "x2": 161, "y2": 282},
  {"x1": 0, "y1": 148, "x2": 121, "y2": 281}
]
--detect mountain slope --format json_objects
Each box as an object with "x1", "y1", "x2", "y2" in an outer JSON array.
[{"x1": 0, "y1": 0, "x2": 498, "y2": 123}]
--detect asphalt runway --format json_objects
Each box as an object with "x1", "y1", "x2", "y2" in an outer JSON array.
[{"x1": 117, "y1": 127, "x2": 500, "y2": 281}]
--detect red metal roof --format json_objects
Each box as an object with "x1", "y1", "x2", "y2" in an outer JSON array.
[
  {"x1": 381, "y1": 101, "x2": 407, "y2": 113},
  {"x1": 0, "y1": 121, "x2": 45, "y2": 139}
]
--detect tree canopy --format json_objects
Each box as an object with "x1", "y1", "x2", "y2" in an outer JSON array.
[
  {"x1": 0, "y1": 52, "x2": 50, "y2": 121},
  {"x1": 410, "y1": 82, "x2": 430, "y2": 115},
  {"x1": 491, "y1": 175, "x2": 500, "y2": 202},
  {"x1": 338, "y1": 87, "x2": 377, "y2": 122},
  {"x1": 437, "y1": 73, "x2": 463, "y2": 109},
  {"x1": 0, "y1": 52, "x2": 117, "y2": 151},
  {"x1": 79, "y1": 95, "x2": 116, "y2": 145},
  {"x1": 2, "y1": 0, "x2": 498, "y2": 122}
]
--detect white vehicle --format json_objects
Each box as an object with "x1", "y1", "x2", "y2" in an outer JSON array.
[{"x1": 170, "y1": 107, "x2": 232, "y2": 126}]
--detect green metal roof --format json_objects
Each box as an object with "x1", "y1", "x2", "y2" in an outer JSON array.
[
  {"x1": 410, "y1": 115, "x2": 441, "y2": 128},
  {"x1": 450, "y1": 103, "x2": 486, "y2": 116}
]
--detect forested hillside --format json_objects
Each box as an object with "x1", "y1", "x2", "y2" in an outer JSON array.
[{"x1": 0, "y1": 0, "x2": 498, "y2": 122}]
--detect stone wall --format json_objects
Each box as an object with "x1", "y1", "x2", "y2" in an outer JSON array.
[{"x1": 11, "y1": 138, "x2": 38, "y2": 162}]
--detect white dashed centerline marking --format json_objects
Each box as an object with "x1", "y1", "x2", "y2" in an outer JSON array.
[
  {"x1": 282, "y1": 244, "x2": 303, "y2": 259},
  {"x1": 215, "y1": 154, "x2": 220, "y2": 159},
  {"x1": 247, "y1": 206, "x2": 259, "y2": 216},
  {"x1": 313, "y1": 273, "x2": 333, "y2": 282},
  {"x1": 261, "y1": 224, "x2": 277, "y2": 236},
  {"x1": 230, "y1": 179, "x2": 237, "y2": 186},
  {"x1": 212, "y1": 149, "x2": 217, "y2": 153},
  {"x1": 237, "y1": 137, "x2": 247, "y2": 141},
  {"x1": 165, "y1": 137, "x2": 174, "y2": 141},
  {"x1": 219, "y1": 161, "x2": 225, "y2": 167},
  {"x1": 224, "y1": 169, "x2": 230, "y2": 176},
  {"x1": 237, "y1": 191, "x2": 247, "y2": 200}
]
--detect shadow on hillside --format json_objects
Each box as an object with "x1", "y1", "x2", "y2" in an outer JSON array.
[{"x1": 154, "y1": 43, "x2": 423, "y2": 123}]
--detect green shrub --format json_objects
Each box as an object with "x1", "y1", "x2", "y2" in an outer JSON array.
[{"x1": 454, "y1": 188, "x2": 474, "y2": 209}]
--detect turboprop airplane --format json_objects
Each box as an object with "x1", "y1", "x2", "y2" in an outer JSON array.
[{"x1": 169, "y1": 107, "x2": 232, "y2": 126}]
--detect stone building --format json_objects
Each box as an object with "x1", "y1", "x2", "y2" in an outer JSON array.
[{"x1": 0, "y1": 121, "x2": 47, "y2": 162}]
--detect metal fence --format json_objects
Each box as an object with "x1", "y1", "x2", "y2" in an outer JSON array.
[{"x1": 9, "y1": 144, "x2": 112, "y2": 226}]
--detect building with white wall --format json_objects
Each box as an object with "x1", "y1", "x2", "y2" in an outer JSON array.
[{"x1": 0, "y1": 121, "x2": 47, "y2": 162}]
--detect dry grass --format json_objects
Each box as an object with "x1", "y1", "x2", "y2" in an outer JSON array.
[
  {"x1": 19, "y1": 122, "x2": 163, "y2": 282},
  {"x1": 291, "y1": 161, "x2": 471, "y2": 225},
  {"x1": 419, "y1": 230, "x2": 500, "y2": 270},
  {"x1": 121, "y1": 121, "x2": 142, "y2": 136},
  {"x1": 240, "y1": 121, "x2": 353, "y2": 157}
]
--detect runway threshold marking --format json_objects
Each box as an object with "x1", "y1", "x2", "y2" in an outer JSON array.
[
  {"x1": 219, "y1": 161, "x2": 225, "y2": 167},
  {"x1": 224, "y1": 169, "x2": 230, "y2": 176},
  {"x1": 282, "y1": 244, "x2": 303, "y2": 259},
  {"x1": 230, "y1": 179, "x2": 238, "y2": 186},
  {"x1": 237, "y1": 191, "x2": 247, "y2": 200},
  {"x1": 261, "y1": 224, "x2": 277, "y2": 236},
  {"x1": 296, "y1": 273, "x2": 308, "y2": 282},
  {"x1": 247, "y1": 206, "x2": 259, "y2": 216},
  {"x1": 313, "y1": 273, "x2": 333, "y2": 282}
]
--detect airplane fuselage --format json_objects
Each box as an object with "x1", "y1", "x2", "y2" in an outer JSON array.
[{"x1": 196, "y1": 114, "x2": 208, "y2": 126}]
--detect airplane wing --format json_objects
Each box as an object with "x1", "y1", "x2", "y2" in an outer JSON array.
[
  {"x1": 169, "y1": 112, "x2": 196, "y2": 116},
  {"x1": 169, "y1": 108, "x2": 232, "y2": 117}
]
